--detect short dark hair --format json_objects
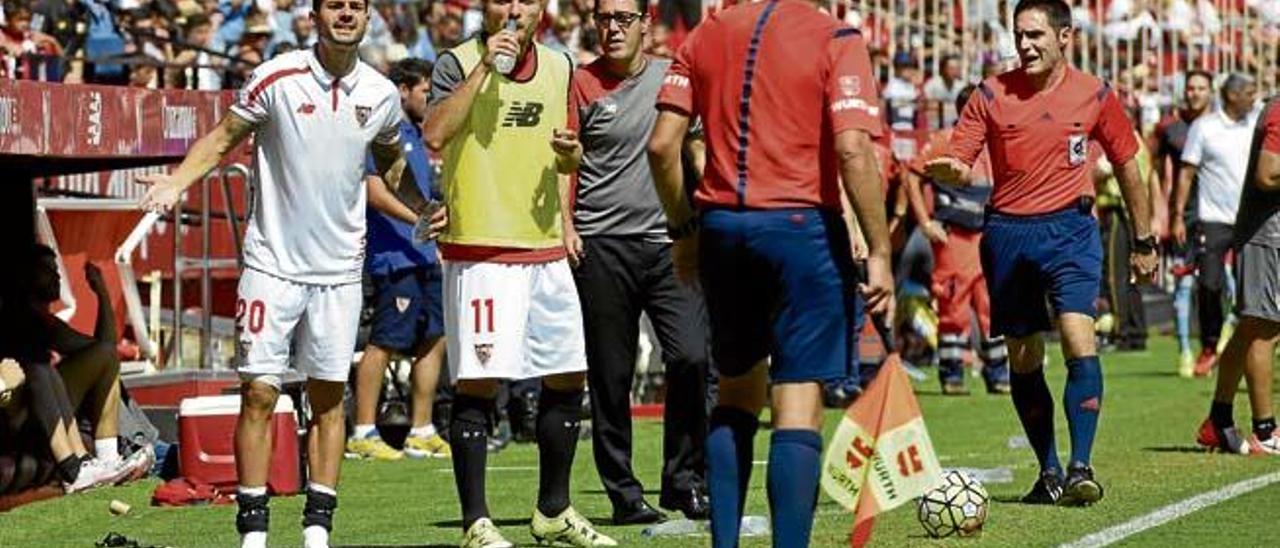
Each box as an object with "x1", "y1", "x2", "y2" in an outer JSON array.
[
  {"x1": 184, "y1": 14, "x2": 212, "y2": 33},
  {"x1": 388, "y1": 58, "x2": 434, "y2": 88},
  {"x1": 594, "y1": 0, "x2": 650, "y2": 15},
  {"x1": 1185, "y1": 69, "x2": 1213, "y2": 88},
  {"x1": 313, "y1": 0, "x2": 369, "y2": 13},
  {"x1": 1014, "y1": 0, "x2": 1072, "y2": 31}
]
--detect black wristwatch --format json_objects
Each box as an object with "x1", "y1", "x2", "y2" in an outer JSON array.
[
  {"x1": 667, "y1": 216, "x2": 700, "y2": 240},
  {"x1": 1132, "y1": 234, "x2": 1158, "y2": 254}
]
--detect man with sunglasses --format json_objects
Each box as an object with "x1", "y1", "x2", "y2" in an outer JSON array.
[{"x1": 564, "y1": 0, "x2": 710, "y2": 526}]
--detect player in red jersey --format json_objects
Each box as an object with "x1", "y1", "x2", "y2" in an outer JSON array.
[
  {"x1": 927, "y1": 0, "x2": 1157, "y2": 507},
  {"x1": 650, "y1": 1, "x2": 892, "y2": 545}
]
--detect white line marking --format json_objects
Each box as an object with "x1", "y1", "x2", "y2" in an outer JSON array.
[{"x1": 1060, "y1": 471, "x2": 1280, "y2": 548}]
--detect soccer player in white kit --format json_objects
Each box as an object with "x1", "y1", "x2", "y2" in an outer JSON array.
[{"x1": 137, "y1": 2, "x2": 442, "y2": 547}]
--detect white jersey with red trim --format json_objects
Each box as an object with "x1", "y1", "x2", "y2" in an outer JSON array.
[{"x1": 229, "y1": 48, "x2": 402, "y2": 285}]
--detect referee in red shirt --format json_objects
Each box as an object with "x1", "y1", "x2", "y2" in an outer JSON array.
[
  {"x1": 648, "y1": 1, "x2": 892, "y2": 546},
  {"x1": 927, "y1": 0, "x2": 1158, "y2": 506}
]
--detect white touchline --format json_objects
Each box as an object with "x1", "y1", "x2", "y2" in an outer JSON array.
[{"x1": 1060, "y1": 471, "x2": 1280, "y2": 548}]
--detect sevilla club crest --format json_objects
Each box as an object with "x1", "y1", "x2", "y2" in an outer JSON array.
[
  {"x1": 474, "y1": 343, "x2": 494, "y2": 366},
  {"x1": 355, "y1": 105, "x2": 372, "y2": 127},
  {"x1": 395, "y1": 297, "x2": 411, "y2": 313}
]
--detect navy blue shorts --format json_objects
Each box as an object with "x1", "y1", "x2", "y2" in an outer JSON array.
[
  {"x1": 369, "y1": 265, "x2": 444, "y2": 353},
  {"x1": 980, "y1": 204, "x2": 1102, "y2": 338},
  {"x1": 699, "y1": 208, "x2": 859, "y2": 383}
]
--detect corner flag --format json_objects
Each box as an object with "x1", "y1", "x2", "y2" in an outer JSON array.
[{"x1": 820, "y1": 320, "x2": 943, "y2": 547}]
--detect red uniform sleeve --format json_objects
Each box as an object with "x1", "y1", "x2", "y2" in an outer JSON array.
[
  {"x1": 946, "y1": 84, "x2": 989, "y2": 166},
  {"x1": 1264, "y1": 102, "x2": 1280, "y2": 154},
  {"x1": 656, "y1": 30, "x2": 697, "y2": 115},
  {"x1": 1091, "y1": 88, "x2": 1140, "y2": 165},
  {"x1": 826, "y1": 29, "x2": 882, "y2": 137}
]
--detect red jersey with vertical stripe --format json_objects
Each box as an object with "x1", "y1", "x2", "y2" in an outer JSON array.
[
  {"x1": 655, "y1": 0, "x2": 883, "y2": 211},
  {"x1": 946, "y1": 66, "x2": 1139, "y2": 215}
]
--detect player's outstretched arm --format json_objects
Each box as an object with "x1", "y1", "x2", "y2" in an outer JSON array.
[
  {"x1": 136, "y1": 113, "x2": 255, "y2": 213},
  {"x1": 835, "y1": 129, "x2": 894, "y2": 317}
]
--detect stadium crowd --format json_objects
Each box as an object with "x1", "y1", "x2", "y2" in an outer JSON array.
[{"x1": 3, "y1": 0, "x2": 1280, "y2": 547}]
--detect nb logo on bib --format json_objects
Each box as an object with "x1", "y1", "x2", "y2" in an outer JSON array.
[{"x1": 503, "y1": 101, "x2": 544, "y2": 127}]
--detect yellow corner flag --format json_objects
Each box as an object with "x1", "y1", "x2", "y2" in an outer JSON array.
[{"x1": 820, "y1": 342, "x2": 943, "y2": 547}]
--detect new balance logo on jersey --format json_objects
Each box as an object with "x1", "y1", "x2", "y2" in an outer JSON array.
[
  {"x1": 296, "y1": 103, "x2": 316, "y2": 115},
  {"x1": 502, "y1": 101, "x2": 544, "y2": 127}
]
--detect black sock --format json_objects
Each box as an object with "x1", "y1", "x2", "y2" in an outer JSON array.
[
  {"x1": 301, "y1": 487, "x2": 337, "y2": 532},
  {"x1": 1210, "y1": 401, "x2": 1234, "y2": 429},
  {"x1": 536, "y1": 386, "x2": 584, "y2": 517},
  {"x1": 450, "y1": 394, "x2": 493, "y2": 531},
  {"x1": 56, "y1": 455, "x2": 82, "y2": 484},
  {"x1": 1252, "y1": 417, "x2": 1276, "y2": 440},
  {"x1": 235, "y1": 492, "x2": 271, "y2": 534},
  {"x1": 1009, "y1": 370, "x2": 1061, "y2": 473}
]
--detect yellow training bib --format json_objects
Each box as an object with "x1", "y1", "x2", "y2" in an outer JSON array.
[{"x1": 439, "y1": 40, "x2": 571, "y2": 249}]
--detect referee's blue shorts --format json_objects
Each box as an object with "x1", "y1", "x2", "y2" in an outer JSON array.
[
  {"x1": 368, "y1": 265, "x2": 445, "y2": 353},
  {"x1": 980, "y1": 200, "x2": 1102, "y2": 338},
  {"x1": 699, "y1": 208, "x2": 859, "y2": 383}
]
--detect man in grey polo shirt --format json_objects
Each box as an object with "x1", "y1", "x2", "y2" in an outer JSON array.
[{"x1": 561, "y1": 0, "x2": 710, "y2": 525}]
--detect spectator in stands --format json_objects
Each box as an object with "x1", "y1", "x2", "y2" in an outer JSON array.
[
  {"x1": 216, "y1": 0, "x2": 252, "y2": 46},
  {"x1": 884, "y1": 52, "x2": 922, "y2": 131},
  {"x1": 924, "y1": 54, "x2": 966, "y2": 129},
  {"x1": 170, "y1": 14, "x2": 226, "y2": 90},
  {"x1": 411, "y1": 7, "x2": 464, "y2": 63},
  {"x1": 122, "y1": 6, "x2": 174, "y2": 75},
  {"x1": 1173, "y1": 73, "x2": 1259, "y2": 377},
  {"x1": 292, "y1": 7, "x2": 318, "y2": 49},
  {"x1": 1, "y1": 1, "x2": 64, "y2": 79},
  {"x1": 267, "y1": 0, "x2": 296, "y2": 54}
]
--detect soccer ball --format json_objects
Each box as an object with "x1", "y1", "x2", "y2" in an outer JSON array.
[{"x1": 916, "y1": 470, "x2": 989, "y2": 538}]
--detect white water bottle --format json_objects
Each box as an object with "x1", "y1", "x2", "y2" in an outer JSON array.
[{"x1": 492, "y1": 18, "x2": 519, "y2": 75}]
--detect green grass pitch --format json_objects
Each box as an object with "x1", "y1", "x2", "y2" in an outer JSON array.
[{"x1": 2, "y1": 336, "x2": 1277, "y2": 547}]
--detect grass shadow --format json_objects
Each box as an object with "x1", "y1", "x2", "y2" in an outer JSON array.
[
  {"x1": 430, "y1": 517, "x2": 531, "y2": 529},
  {"x1": 1143, "y1": 446, "x2": 1209, "y2": 454}
]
